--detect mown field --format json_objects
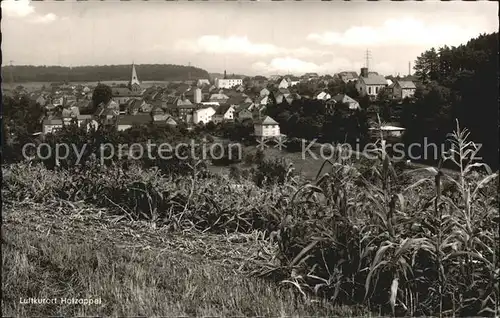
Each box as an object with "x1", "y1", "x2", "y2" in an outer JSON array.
[{"x1": 2, "y1": 124, "x2": 499, "y2": 316}]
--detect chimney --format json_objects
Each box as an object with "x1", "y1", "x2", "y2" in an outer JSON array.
[
  {"x1": 360, "y1": 67, "x2": 368, "y2": 78},
  {"x1": 223, "y1": 70, "x2": 227, "y2": 79}
]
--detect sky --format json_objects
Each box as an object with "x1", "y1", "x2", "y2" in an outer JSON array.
[{"x1": 2, "y1": 0, "x2": 498, "y2": 77}]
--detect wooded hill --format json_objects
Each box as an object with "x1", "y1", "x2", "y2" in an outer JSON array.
[{"x1": 1, "y1": 64, "x2": 210, "y2": 83}]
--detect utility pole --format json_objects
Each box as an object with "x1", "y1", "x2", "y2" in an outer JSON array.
[
  {"x1": 408, "y1": 61, "x2": 411, "y2": 76},
  {"x1": 188, "y1": 61, "x2": 191, "y2": 81},
  {"x1": 9, "y1": 60, "x2": 15, "y2": 86},
  {"x1": 365, "y1": 49, "x2": 372, "y2": 70}
]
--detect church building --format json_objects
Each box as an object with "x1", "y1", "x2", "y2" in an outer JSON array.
[{"x1": 112, "y1": 63, "x2": 143, "y2": 105}]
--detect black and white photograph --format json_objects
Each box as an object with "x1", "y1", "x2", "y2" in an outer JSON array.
[{"x1": 1, "y1": 0, "x2": 499, "y2": 316}]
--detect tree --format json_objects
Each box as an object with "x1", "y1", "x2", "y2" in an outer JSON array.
[
  {"x1": 408, "y1": 32, "x2": 498, "y2": 167},
  {"x1": 414, "y1": 47, "x2": 439, "y2": 84},
  {"x1": 91, "y1": 84, "x2": 112, "y2": 111}
]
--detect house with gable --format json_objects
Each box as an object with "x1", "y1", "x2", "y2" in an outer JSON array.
[
  {"x1": 213, "y1": 104, "x2": 235, "y2": 124},
  {"x1": 155, "y1": 115, "x2": 178, "y2": 128},
  {"x1": 331, "y1": 94, "x2": 361, "y2": 110},
  {"x1": 260, "y1": 87, "x2": 270, "y2": 97},
  {"x1": 35, "y1": 95, "x2": 47, "y2": 106},
  {"x1": 254, "y1": 116, "x2": 280, "y2": 138},
  {"x1": 235, "y1": 108, "x2": 253, "y2": 121},
  {"x1": 126, "y1": 99, "x2": 146, "y2": 115},
  {"x1": 315, "y1": 91, "x2": 331, "y2": 101},
  {"x1": 337, "y1": 71, "x2": 359, "y2": 83},
  {"x1": 208, "y1": 92, "x2": 230, "y2": 105},
  {"x1": 277, "y1": 78, "x2": 290, "y2": 89},
  {"x1": 172, "y1": 98, "x2": 197, "y2": 121},
  {"x1": 197, "y1": 79, "x2": 211, "y2": 87},
  {"x1": 193, "y1": 106, "x2": 216, "y2": 125},
  {"x1": 392, "y1": 80, "x2": 417, "y2": 100}
]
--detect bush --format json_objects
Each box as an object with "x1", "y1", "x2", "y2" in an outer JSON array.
[
  {"x1": 285, "y1": 137, "x2": 302, "y2": 153},
  {"x1": 253, "y1": 158, "x2": 296, "y2": 187}
]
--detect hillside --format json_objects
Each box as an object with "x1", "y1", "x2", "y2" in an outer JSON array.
[{"x1": 1, "y1": 64, "x2": 210, "y2": 83}]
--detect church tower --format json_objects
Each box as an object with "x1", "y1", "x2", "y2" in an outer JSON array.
[{"x1": 129, "y1": 63, "x2": 141, "y2": 93}]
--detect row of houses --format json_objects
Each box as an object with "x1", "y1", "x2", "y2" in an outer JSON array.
[
  {"x1": 41, "y1": 112, "x2": 179, "y2": 134},
  {"x1": 42, "y1": 110, "x2": 282, "y2": 139}
]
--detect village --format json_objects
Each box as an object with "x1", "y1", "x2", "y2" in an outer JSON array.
[
  {"x1": 2, "y1": 0, "x2": 498, "y2": 315},
  {"x1": 8, "y1": 63, "x2": 417, "y2": 141}
]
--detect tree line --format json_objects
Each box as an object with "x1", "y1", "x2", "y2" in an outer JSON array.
[
  {"x1": 1, "y1": 64, "x2": 210, "y2": 83},
  {"x1": 403, "y1": 32, "x2": 498, "y2": 168}
]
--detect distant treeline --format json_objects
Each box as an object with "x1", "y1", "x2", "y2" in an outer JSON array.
[{"x1": 1, "y1": 64, "x2": 210, "y2": 83}]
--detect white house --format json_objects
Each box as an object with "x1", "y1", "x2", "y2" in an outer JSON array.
[
  {"x1": 355, "y1": 67, "x2": 388, "y2": 98},
  {"x1": 216, "y1": 78, "x2": 243, "y2": 89},
  {"x1": 193, "y1": 107, "x2": 216, "y2": 124},
  {"x1": 392, "y1": 80, "x2": 416, "y2": 100},
  {"x1": 278, "y1": 78, "x2": 290, "y2": 89},
  {"x1": 197, "y1": 79, "x2": 210, "y2": 87},
  {"x1": 254, "y1": 116, "x2": 280, "y2": 138},
  {"x1": 315, "y1": 91, "x2": 331, "y2": 100},
  {"x1": 213, "y1": 104, "x2": 235, "y2": 124}
]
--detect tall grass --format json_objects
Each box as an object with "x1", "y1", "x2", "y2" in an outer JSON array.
[
  {"x1": 260, "y1": 120, "x2": 498, "y2": 316},
  {"x1": 2, "y1": 121, "x2": 498, "y2": 316}
]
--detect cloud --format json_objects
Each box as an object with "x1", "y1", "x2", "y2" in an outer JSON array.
[
  {"x1": 31, "y1": 13, "x2": 57, "y2": 24},
  {"x1": 1, "y1": 0, "x2": 35, "y2": 17},
  {"x1": 1, "y1": 0, "x2": 57, "y2": 23},
  {"x1": 252, "y1": 57, "x2": 397, "y2": 76},
  {"x1": 307, "y1": 17, "x2": 481, "y2": 47},
  {"x1": 174, "y1": 35, "x2": 331, "y2": 58}
]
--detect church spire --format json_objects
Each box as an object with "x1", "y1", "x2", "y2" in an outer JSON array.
[{"x1": 131, "y1": 63, "x2": 140, "y2": 86}]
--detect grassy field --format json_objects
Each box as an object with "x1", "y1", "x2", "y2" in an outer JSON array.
[
  {"x1": 209, "y1": 146, "x2": 329, "y2": 181},
  {"x1": 2, "y1": 201, "x2": 367, "y2": 317},
  {"x1": 2, "y1": 124, "x2": 498, "y2": 317}
]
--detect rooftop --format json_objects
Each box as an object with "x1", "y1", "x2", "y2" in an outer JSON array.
[
  {"x1": 255, "y1": 116, "x2": 279, "y2": 125},
  {"x1": 360, "y1": 73, "x2": 387, "y2": 85}
]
